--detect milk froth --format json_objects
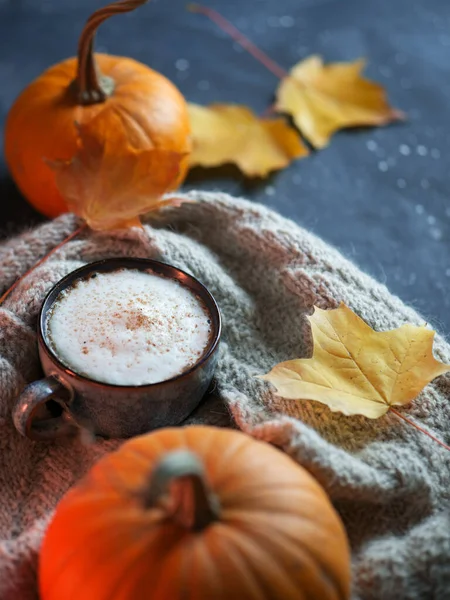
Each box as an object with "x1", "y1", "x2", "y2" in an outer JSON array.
[{"x1": 46, "y1": 269, "x2": 212, "y2": 385}]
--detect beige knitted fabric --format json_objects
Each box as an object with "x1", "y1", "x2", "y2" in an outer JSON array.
[{"x1": 1, "y1": 192, "x2": 449, "y2": 600}]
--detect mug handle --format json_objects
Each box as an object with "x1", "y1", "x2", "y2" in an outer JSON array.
[{"x1": 13, "y1": 377, "x2": 79, "y2": 441}]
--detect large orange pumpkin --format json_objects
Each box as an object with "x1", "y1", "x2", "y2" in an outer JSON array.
[
  {"x1": 39, "y1": 426, "x2": 351, "y2": 600},
  {"x1": 4, "y1": 0, "x2": 191, "y2": 221}
]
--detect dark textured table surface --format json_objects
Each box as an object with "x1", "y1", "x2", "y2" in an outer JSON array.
[{"x1": 1, "y1": 0, "x2": 449, "y2": 336}]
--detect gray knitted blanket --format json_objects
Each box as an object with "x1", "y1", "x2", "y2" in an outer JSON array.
[{"x1": 1, "y1": 192, "x2": 449, "y2": 600}]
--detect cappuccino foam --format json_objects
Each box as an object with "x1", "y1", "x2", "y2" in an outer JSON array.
[{"x1": 46, "y1": 269, "x2": 213, "y2": 385}]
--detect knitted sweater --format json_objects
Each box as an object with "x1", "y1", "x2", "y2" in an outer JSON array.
[{"x1": 1, "y1": 192, "x2": 449, "y2": 599}]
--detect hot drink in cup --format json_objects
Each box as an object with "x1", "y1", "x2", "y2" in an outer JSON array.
[
  {"x1": 12, "y1": 258, "x2": 221, "y2": 440},
  {"x1": 46, "y1": 269, "x2": 214, "y2": 386}
]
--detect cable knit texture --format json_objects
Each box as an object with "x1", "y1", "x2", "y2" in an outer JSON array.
[{"x1": 0, "y1": 192, "x2": 449, "y2": 599}]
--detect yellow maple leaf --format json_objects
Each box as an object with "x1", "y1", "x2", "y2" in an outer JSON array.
[
  {"x1": 188, "y1": 103, "x2": 308, "y2": 177},
  {"x1": 49, "y1": 111, "x2": 187, "y2": 231},
  {"x1": 261, "y1": 303, "x2": 450, "y2": 419},
  {"x1": 275, "y1": 56, "x2": 404, "y2": 149}
]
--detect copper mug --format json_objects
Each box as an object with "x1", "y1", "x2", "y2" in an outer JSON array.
[{"x1": 12, "y1": 258, "x2": 221, "y2": 441}]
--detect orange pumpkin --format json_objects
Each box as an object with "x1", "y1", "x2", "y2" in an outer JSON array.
[
  {"x1": 39, "y1": 426, "x2": 351, "y2": 600},
  {"x1": 4, "y1": 0, "x2": 191, "y2": 222}
]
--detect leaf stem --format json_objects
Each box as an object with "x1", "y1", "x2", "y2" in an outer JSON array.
[
  {"x1": 390, "y1": 407, "x2": 450, "y2": 452},
  {"x1": 188, "y1": 4, "x2": 288, "y2": 80},
  {"x1": 0, "y1": 224, "x2": 87, "y2": 306}
]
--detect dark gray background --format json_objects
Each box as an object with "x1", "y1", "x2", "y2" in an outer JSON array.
[{"x1": 1, "y1": 0, "x2": 449, "y2": 335}]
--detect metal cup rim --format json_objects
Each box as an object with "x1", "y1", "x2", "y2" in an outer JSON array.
[{"x1": 38, "y1": 257, "x2": 222, "y2": 391}]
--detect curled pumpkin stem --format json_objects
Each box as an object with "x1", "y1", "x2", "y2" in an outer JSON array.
[
  {"x1": 145, "y1": 450, "x2": 220, "y2": 531},
  {"x1": 74, "y1": 0, "x2": 149, "y2": 104}
]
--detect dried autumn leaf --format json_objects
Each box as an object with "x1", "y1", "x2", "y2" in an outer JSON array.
[
  {"x1": 49, "y1": 111, "x2": 187, "y2": 230},
  {"x1": 275, "y1": 56, "x2": 404, "y2": 149},
  {"x1": 261, "y1": 303, "x2": 450, "y2": 419},
  {"x1": 188, "y1": 103, "x2": 308, "y2": 177}
]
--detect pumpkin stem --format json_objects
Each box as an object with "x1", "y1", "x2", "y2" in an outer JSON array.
[
  {"x1": 73, "y1": 0, "x2": 149, "y2": 105},
  {"x1": 144, "y1": 451, "x2": 220, "y2": 531}
]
